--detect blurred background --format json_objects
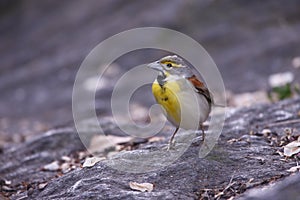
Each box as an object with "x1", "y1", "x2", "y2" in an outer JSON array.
[{"x1": 1, "y1": 0, "x2": 299, "y2": 147}]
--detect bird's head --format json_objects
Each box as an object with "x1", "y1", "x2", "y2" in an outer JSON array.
[{"x1": 147, "y1": 55, "x2": 193, "y2": 78}]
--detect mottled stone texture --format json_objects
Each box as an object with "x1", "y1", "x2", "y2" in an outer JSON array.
[
  {"x1": 1, "y1": 0, "x2": 300, "y2": 143},
  {"x1": 1, "y1": 0, "x2": 300, "y2": 199},
  {"x1": 0, "y1": 98, "x2": 299, "y2": 199},
  {"x1": 240, "y1": 174, "x2": 300, "y2": 200}
]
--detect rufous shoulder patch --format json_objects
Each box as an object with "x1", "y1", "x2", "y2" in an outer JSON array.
[{"x1": 187, "y1": 75, "x2": 204, "y2": 88}]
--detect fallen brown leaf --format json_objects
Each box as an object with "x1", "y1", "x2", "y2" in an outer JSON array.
[
  {"x1": 82, "y1": 156, "x2": 105, "y2": 168},
  {"x1": 129, "y1": 181, "x2": 154, "y2": 192},
  {"x1": 283, "y1": 137, "x2": 300, "y2": 157}
]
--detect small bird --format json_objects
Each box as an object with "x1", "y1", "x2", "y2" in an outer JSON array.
[{"x1": 147, "y1": 55, "x2": 212, "y2": 149}]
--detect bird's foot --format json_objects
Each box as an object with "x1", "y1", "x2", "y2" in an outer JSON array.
[
  {"x1": 163, "y1": 140, "x2": 176, "y2": 151},
  {"x1": 195, "y1": 130, "x2": 206, "y2": 141},
  {"x1": 200, "y1": 133, "x2": 205, "y2": 142}
]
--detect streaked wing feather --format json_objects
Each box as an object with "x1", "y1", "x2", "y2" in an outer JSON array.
[{"x1": 187, "y1": 75, "x2": 213, "y2": 105}]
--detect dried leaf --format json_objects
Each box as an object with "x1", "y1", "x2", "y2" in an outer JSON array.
[
  {"x1": 287, "y1": 165, "x2": 300, "y2": 172},
  {"x1": 82, "y1": 157, "x2": 105, "y2": 168},
  {"x1": 129, "y1": 182, "x2": 154, "y2": 192},
  {"x1": 61, "y1": 156, "x2": 71, "y2": 162},
  {"x1": 89, "y1": 135, "x2": 132, "y2": 153},
  {"x1": 38, "y1": 182, "x2": 48, "y2": 190},
  {"x1": 148, "y1": 137, "x2": 165, "y2": 143},
  {"x1": 43, "y1": 161, "x2": 60, "y2": 171},
  {"x1": 214, "y1": 191, "x2": 224, "y2": 198},
  {"x1": 3, "y1": 179, "x2": 11, "y2": 185},
  {"x1": 283, "y1": 140, "x2": 300, "y2": 157},
  {"x1": 2, "y1": 185, "x2": 14, "y2": 191},
  {"x1": 61, "y1": 163, "x2": 71, "y2": 173}
]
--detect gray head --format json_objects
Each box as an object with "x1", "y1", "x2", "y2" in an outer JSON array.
[{"x1": 147, "y1": 55, "x2": 193, "y2": 78}]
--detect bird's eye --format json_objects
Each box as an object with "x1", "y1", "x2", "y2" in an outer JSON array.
[{"x1": 166, "y1": 63, "x2": 172, "y2": 68}]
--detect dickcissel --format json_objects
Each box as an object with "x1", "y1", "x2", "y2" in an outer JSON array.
[{"x1": 147, "y1": 55, "x2": 212, "y2": 149}]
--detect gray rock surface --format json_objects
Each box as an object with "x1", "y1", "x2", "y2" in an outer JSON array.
[
  {"x1": 0, "y1": 128, "x2": 85, "y2": 198},
  {"x1": 240, "y1": 174, "x2": 300, "y2": 200},
  {"x1": 1, "y1": 0, "x2": 300, "y2": 145},
  {"x1": 1, "y1": 98, "x2": 299, "y2": 199},
  {"x1": 1, "y1": 1, "x2": 300, "y2": 199}
]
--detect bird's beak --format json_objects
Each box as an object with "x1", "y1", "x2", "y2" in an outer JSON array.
[{"x1": 147, "y1": 61, "x2": 163, "y2": 72}]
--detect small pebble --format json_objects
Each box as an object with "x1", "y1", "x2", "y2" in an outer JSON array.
[
  {"x1": 2, "y1": 185, "x2": 14, "y2": 191},
  {"x1": 268, "y1": 72, "x2": 294, "y2": 88},
  {"x1": 284, "y1": 128, "x2": 292, "y2": 135},
  {"x1": 292, "y1": 57, "x2": 300, "y2": 68},
  {"x1": 262, "y1": 129, "x2": 271, "y2": 137}
]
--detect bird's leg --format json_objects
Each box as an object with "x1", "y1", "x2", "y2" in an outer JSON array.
[
  {"x1": 200, "y1": 124, "x2": 205, "y2": 141},
  {"x1": 167, "y1": 127, "x2": 179, "y2": 150}
]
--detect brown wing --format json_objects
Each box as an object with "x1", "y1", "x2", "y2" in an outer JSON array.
[{"x1": 187, "y1": 75, "x2": 213, "y2": 105}]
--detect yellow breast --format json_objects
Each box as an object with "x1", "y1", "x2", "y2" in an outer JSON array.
[
  {"x1": 152, "y1": 76, "x2": 210, "y2": 130},
  {"x1": 152, "y1": 80, "x2": 181, "y2": 125}
]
